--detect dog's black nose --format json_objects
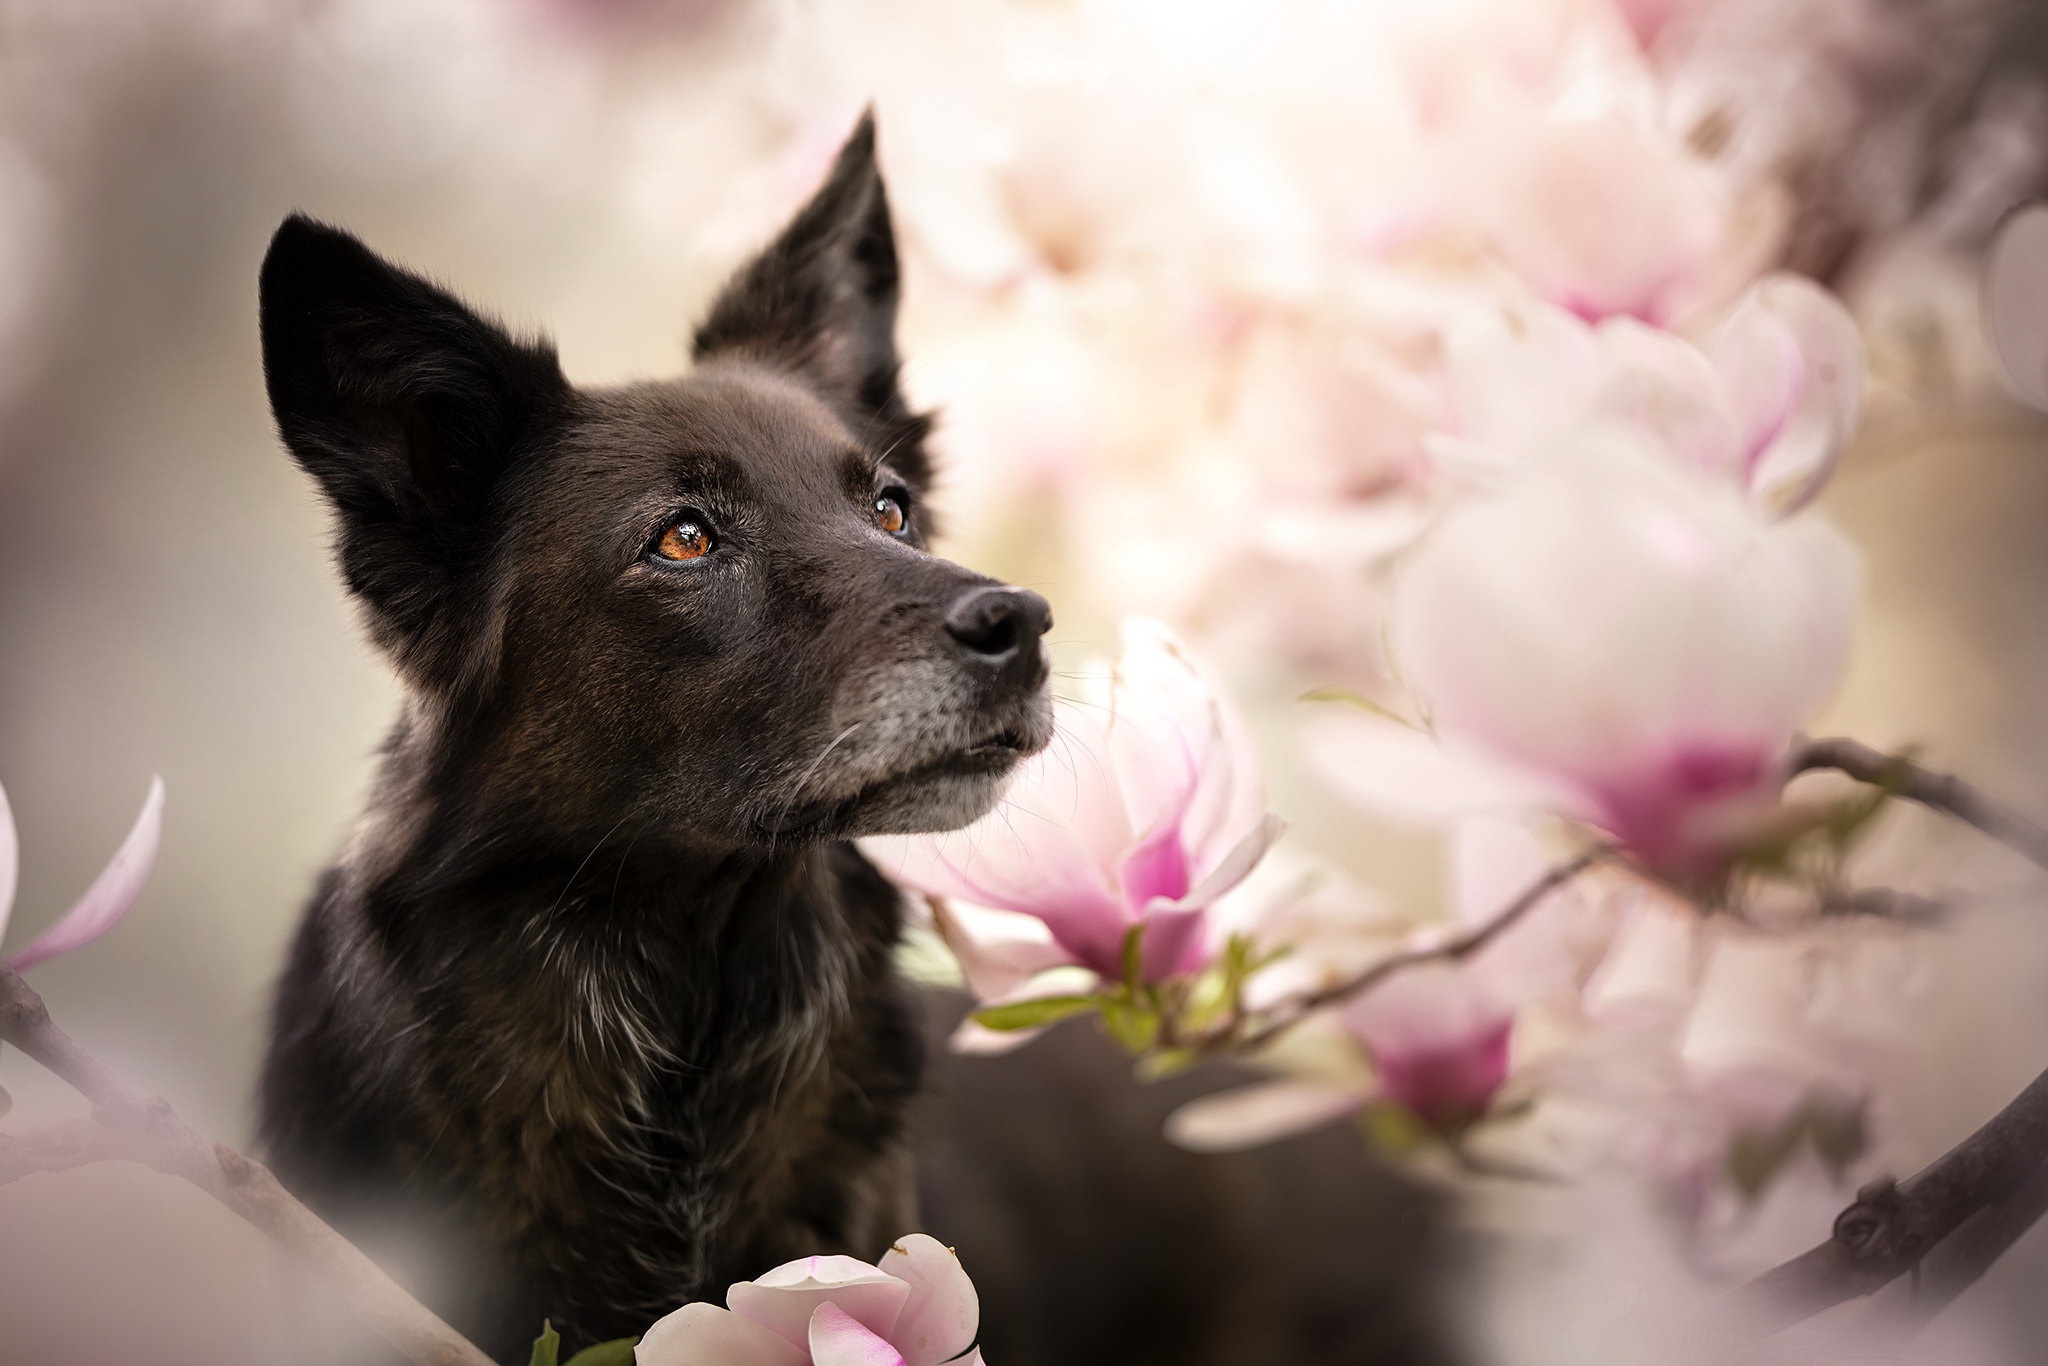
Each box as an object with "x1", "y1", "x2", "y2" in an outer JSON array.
[{"x1": 944, "y1": 587, "x2": 1052, "y2": 673}]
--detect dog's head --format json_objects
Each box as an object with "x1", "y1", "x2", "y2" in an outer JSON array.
[{"x1": 260, "y1": 116, "x2": 1053, "y2": 848}]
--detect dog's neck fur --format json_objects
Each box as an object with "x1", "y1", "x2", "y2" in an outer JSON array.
[{"x1": 266, "y1": 705, "x2": 920, "y2": 1352}]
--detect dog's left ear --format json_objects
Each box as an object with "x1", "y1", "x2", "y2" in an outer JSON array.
[{"x1": 693, "y1": 111, "x2": 931, "y2": 489}]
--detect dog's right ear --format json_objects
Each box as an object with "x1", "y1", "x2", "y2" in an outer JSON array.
[{"x1": 260, "y1": 214, "x2": 567, "y2": 693}]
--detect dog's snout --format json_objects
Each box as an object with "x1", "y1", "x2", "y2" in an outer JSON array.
[{"x1": 943, "y1": 587, "x2": 1052, "y2": 673}]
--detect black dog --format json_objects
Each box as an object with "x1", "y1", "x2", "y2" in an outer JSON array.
[{"x1": 256, "y1": 115, "x2": 1053, "y2": 1359}]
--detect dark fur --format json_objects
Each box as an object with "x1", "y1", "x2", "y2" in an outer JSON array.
[{"x1": 256, "y1": 117, "x2": 1052, "y2": 1359}]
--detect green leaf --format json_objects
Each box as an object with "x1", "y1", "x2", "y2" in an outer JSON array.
[
  {"x1": 971, "y1": 995, "x2": 1101, "y2": 1031},
  {"x1": 528, "y1": 1321, "x2": 561, "y2": 1366},
  {"x1": 1100, "y1": 997, "x2": 1159, "y2": 1052},
  {"x1": 564, "y1": 1339, "x2": 639, "y2": 1366},
  {"x1": 1137, "y1": 1047, "x2": 1198, "y2": 1081},
  {"x1": 1361, "y1": 1100, "x2": 1431, "y2": 1157}
]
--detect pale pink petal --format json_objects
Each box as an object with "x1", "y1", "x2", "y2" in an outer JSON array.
[
  {"x1": 1345, "y1": 964, "x2": 1515, "y2": 1126},
  {"x1": 0, "y1": 781, "x2": 17, "y2": 948},
  {"x1": 636, "y1": 1302, "x2": 810, "y2": 1366},
  {"x1": 1442, "y1": 300, "x2": 1602, "y2": 462},
  {"x1": 809, "y1": 1304, "x2": 909, "y2": 1366},
  {"x1": 1176, "y1": 814, "x2": 1284, "y2": 912},
  {"x1": 728, "y1": 1257, "x2": 910, "y2": 1348},
  {"x1": 1131, "y1": 903, "x2": 1209, "y2": 981},
  {"x1": 1480, "y1": 115, "x2": 1723, "y2": 323},
  {"x1": 1587, "y1": 317, "x2": 1742, "y2": 478},
  {"x1": 1112, "y1": 620, "x2": 1266, "y2": 878},
  {"x1": 1987, "y1": 204, "x2": 2048, "y2": 411},
  {"x1": 876, "y1": 1235, "x2": 978, "y2": 1366},
  {"x1": 929, "y1": 899, "x2": 1076, "y2": 1001},
  {"x1": 9, "y1": 776, "x2": 162, "y2": 972},
  {"x1": 1392, "y1": 436, "x2": 1858, "y2": 839},
  {"x1": 1718, "y1": 274, "x2": 1863, "y2": 514},
  {"x1": 1164, "y1": 1077, "x2": 1371, "y2": 1153}
]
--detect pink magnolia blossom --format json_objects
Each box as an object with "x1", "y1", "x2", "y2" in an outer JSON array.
[
  {"x1": 864, "y1": 620, "x2": 1279, "y2": 991},
  {"x1": 1466, "y1": 113, "x2": 1737, "y2": 326},
  {"x1": 1436, "y1": 273, "x2": 1864, "y2": 514},
  {"x1": 1167, "y1": 819, "x2": 1616, "y2": 1151},
  {"x1": 636, "y1": 1235, "x2": 982, "y2": 1366},
  {"x1": 1310, "y1": 438, "x2": 1858, "y2": 880},
  {"x1": 0, "y1": 777, "x2": 162, "y2": 972}
]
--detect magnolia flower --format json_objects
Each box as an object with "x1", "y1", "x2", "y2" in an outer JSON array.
[
  {"x1": 864, "y1": 620, "x2": 1279, "y2": 993},
  {"x1": 1435, "y1": 274, "x2": 1864, "y2": 514},
  {"x1": 0, "y1": 777, "x2": 163, "y2": 972},
  {"x1": 1468, "y1": 113, "x2": 1733, "y2": 326},
  {"x1": 1310, "y1": 438, "x2": 1858, "y2": 880},
  {"x1": 636, "y1": 1235, "x2": 982, "y2": 1366},
  {"x1": 1167, "y1": 818, "x2": 1620, "y2": 1151}
]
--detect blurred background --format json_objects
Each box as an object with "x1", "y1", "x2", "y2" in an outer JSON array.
[{"x1": 6, "y1": 0, "x2": 2048, "y2": 1361}]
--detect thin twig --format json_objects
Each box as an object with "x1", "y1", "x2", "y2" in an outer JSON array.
[
  {"x1": 1207, "y1": 845, "x2": 1613, "y2": 1055},
  {"x1": 0, "y1": 966, "x2": 494, "y2": 1366},
  {"x1": 1737, "y1": 1059, "x2": 2048, "y2": 1335},
  {"x1": 1793, "y1": 736, "x2": 2048, "y2": 872}
]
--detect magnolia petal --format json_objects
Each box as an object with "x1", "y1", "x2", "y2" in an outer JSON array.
[
  {"x1": 1725, "y1": 274, "x2": 1863, "y2": 515},
  {"x1": 810, "y1": 1304, "x2": 910, "y2": 1366},
  {"x1": 1177, "y1": 813, "x2": 1284, "y2": 912},
  {"x1": 9, "y1": 776, "x2": 162, "y2": 973},
  {"x1": 728, "y1": 1258, "x2": 910, "y2": 1348},
  {"x1": 1442, "y1": 300, "x2": 1601, "y2": 462},
  {"x1": 636, "y1": 1302, "x2": 810, "y2": 1366},
  {"x1": 1588, "y1": 317, "x2": 1742, "y2": 478},
  {"x1": 876, "y1": 1235, "x2": 979, "y2": 1366},
  {"x1": 1163, "y1": 1077, "x2": 1371, "y2": 1152},
  {"x1": 929, "y1": 899, "x2": 1076, "y2": 1001},
  {"x1": 1113, "y1": 619, "x2": 1268, "y2": 879},
  {"x1": 0, "y1": 780, "x2": 17, "y2": 948},
  {"x1": 1132, "y1": 903, "x2": 1209, "y2": 981}
]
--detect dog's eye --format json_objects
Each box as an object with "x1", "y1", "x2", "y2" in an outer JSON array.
[
  {"x1": 654, "y1": 518, "x2": 714, "y2": 562},
  {"x1": 874, "y1": 490, "x2": 910, "y2": 537}
]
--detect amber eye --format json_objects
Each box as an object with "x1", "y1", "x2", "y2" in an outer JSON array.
[
  {"x1": 655, "y1": 518, "x2": 714, "y2": 562},
  {"x1": 874, "y1": 490, "x2": 909, "y2": 537}
]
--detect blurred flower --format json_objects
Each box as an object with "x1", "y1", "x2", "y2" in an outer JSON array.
[
  {"x1": 1311, "y1": 440, "x2": 1858, "y2": 880},
  {"x1": 636, "y1": 1234, "x2": 982, "y2": 1366},
  {"x1": 1435, "y1": 273, "x2": 1864, "y2": 514},
  {"x1": 866, "y1": 620, "x2": 1279, "y2": 989},
  {"x1": 1467, "y1": 113, "x2": 1732, "y2": 326},
  {"x1": 0, "y1": 778, "x2": 163, "y2": 973}
]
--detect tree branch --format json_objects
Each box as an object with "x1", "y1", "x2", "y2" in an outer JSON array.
[
  {"x1": 1737, "y1": 1058, "x2": 2048, "y2": 1335},
  {"x1": 0, "y1": 966, "x2": 495, "y2": 1366},
  {"x1": 1793, "y1": 736, "x2": 2048, "y2": 872},
  {"x1": 1205, "y1": 845, "x2": 1613, "y2": 1055}
]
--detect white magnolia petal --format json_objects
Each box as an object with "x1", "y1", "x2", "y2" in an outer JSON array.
[
  {"x1": 810, "y1": 1303, "x2": 911, "y2": 1366},
  {"x1": 1987, "y1": 204, "x2": 2048, "y2": 411},
  {"x1": 8, "y1": 776, "x2": 163, "y2": 973},
  {"x1": 1442, "y1": 299, "x2": 1602, "y2": 463},
  {"x1": 0, "y1": 780, "x2": 17, "y2": 948},
  {"x1": 1724, "y1": 274, "x2": 1864, "y2": 513},
  {"x1": 1176, "y1": 814, "x2": 1284, "y2": 912},
  {"x1": 636, "y1": 1302, "x2": 810, "y2": 1366},
  {"x1": 929, "y1": 899, "x2": 1076, "y2": 1001},
  {"x1": 1164, "y1": 1077, "x2": 1371, "y2": 1153},
  {"x1": 876, "y1": 1235, "x2": 979, "y2": 1366},
  {"x1": 728, "y1": 1259, "x2": 911, "y2": 1348},
  {"x1": 1588, "y1": 317, "x2": 1742, "y2": 477},
  {"x1": 1393, "y1": 437, "x2": 1857, "y2": 790}
]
